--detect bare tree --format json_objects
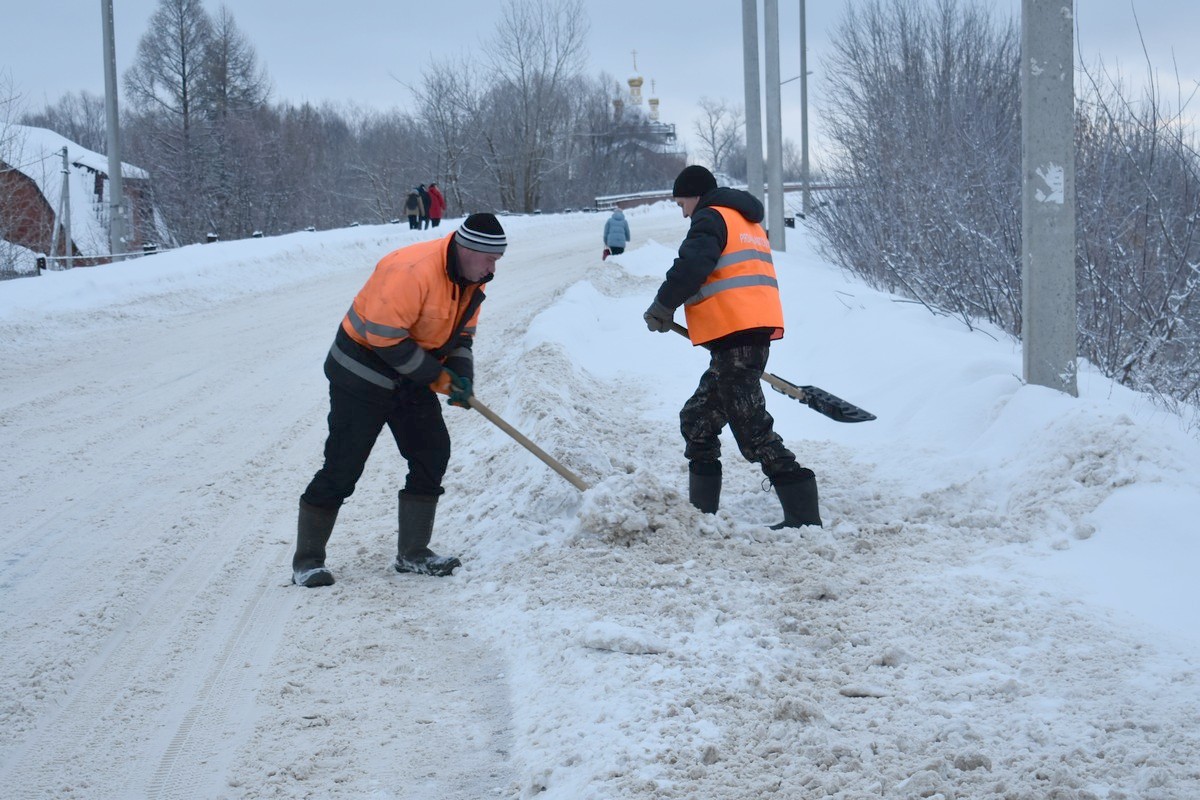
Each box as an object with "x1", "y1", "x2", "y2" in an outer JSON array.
[
  {"x1": 347, "y1": 105, "x2": 430, "y2": 223},
  {"x1": 481, "y1": 0, "x2": 589, "y2": 212},
  {"x1": 692, "y1": 97, "x2": 744, "y2": 174},
  {"x1": 124, "y1": 0, "x2": 213, "y2": 129},
  {"x1": 813, "y1": 0, "x2": 1021, "y2": 330},
  {"x1": 812, "y1": 0, "x2": 1200, "y2": 415},
  {"x1": 198, "y1": 5, "x2": 271, "y2": 120},
  {"x1": 196, "y1": 5, "x2": 272, "y2": 238},
  {"x1": 19, "y1": 91, "x2": 107, "y2": 153},
  {"x1": 411, "y1": 58, "x2": 486, "y2": 216},
  {"x1": 123, "y1": 0, "x2": 216, "y2": 243},
  {"x1": 1075, "y1": 58, "x2": 1200, "y2": 407}
]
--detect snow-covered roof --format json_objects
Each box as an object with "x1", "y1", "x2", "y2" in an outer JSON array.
[
  {"x1": 3, "y1": 124, "x2": 148, "y2": 180},
  {"x1": 2, "y1": 125, "x2": 151, "y2": 258}
]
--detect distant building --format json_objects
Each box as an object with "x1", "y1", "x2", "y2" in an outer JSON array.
[
  {"x1": 0, "y1": 125, "x2": 169, "y2": 267},
  {"x1": 609, "y1": 52, "x2": 685, "y2": 160},
  {"x1": 590, "y1": 52, "x2": 686, "y2": 209}
]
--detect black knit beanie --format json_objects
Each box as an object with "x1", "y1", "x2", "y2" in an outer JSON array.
[
  {"x1": 672, "y1": 165, "x2": 718, "y2": 198},
  {"x1": 456, "y1": 213, "x2": 507, "y2": 254}
]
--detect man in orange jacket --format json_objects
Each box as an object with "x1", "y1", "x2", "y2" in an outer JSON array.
[
  {"x1": 293, "y1": 213, "x2": 507, "y2": 587},
  {"x1": 643, "y1": 165, "x2": 821, "y2": 529}
]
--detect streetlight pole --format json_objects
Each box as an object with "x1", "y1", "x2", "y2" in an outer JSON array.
[
  {"x1": 800, "y1": 0, "x2": 811, "y2": 217},
  {"x1": 764, "y1": 0, "x2": 785, "y2": 250},
  {"x1": 101, "y1": 0, "x2": 127, "y2": 261},
  {"x1": 742, "y1": 0, "x2": 764, "y2": 203}
]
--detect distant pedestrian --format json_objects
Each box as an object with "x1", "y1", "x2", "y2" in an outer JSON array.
[
  {"x1": 404, "y1": 190, "x2": 424, "y2": 230},
  {"x1": 603, "y1": 209, "x2": 630, "y2": 259},
  {"x1": 417, "y1": 184, "x2": 432, "y2": 229},
  {"x1": 427, "y1": 182, "x2": 446, "y2": 228}
]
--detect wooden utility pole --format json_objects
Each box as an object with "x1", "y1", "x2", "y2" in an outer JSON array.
[{"x1": 50, "y1": 147, "x2": 72, "y2": 269}]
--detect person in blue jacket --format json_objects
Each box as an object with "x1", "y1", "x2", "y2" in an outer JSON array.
[{"x1": 602, "y1": 209, "x2": 631, "y2": 259}]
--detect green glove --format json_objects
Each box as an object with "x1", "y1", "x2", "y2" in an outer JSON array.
[{"x1": 447, "y1": 374, "x2": 473, "y2": 408}]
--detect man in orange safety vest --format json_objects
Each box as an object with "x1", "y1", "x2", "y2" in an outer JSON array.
[
  {"x1": 293, "y1": 213, "x2": 507, "y2": 587},
  {"x1": 643, "y1": 165, "x2": 822, "y2": 529}
]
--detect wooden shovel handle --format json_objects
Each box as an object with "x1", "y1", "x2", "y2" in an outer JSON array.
[{"x1": 467, "y1": 396, "x2": 590, "y2": 491}]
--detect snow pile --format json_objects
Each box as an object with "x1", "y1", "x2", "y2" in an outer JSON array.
[{"x1": 576, "y1": 470, "x2": 698, "y2": 546}]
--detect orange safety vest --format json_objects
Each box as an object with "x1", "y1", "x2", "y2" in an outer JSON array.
[
  {"x1": 682, "y1": 206, "x2": 784, "y2": 345},
  {"x1": 341, "y1": 234, "x2": 481, "y2": 353}
]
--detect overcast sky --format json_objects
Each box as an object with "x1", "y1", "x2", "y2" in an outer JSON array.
[{"x1": 3, "y1": 1, "x2": 1197, "y2": 162}]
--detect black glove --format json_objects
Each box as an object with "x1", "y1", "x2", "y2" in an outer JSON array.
[{"x1": 643, "y1": 300, "x2": 674, "y2": 333}]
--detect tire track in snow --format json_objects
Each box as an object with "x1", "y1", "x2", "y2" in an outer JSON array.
[
  {"x1": 0, "y1": 268, "x2": 355, "y2": 793},
  {"x1": 141, "y1": 550, "x2": 294, "y2": 799},
  {"x1": 0, "y1": 269, "x2": 349, "y2": 756},
  {"x1": 0, "y1": 410, "x2": 318, "y2": 796}
]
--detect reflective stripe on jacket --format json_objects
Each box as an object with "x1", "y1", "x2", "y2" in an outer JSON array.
[
  {"x1": 327, "y1": 233, "x2": 482, "y2": 396},
  {"x1": 682, "y1": 206, "x2": 783, "y2": 345}
]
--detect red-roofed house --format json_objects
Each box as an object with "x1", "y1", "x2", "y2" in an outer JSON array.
[{"x1": 1, "y1": 125, "x2": 169, "y2": 269}]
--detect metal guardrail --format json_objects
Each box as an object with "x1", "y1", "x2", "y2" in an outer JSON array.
[
  {"x1": 0, "y1": 245, "x2": 161, "y2": 279},
  {"x1": 595, "y1": 182, "x2": 843, "y2": 211}
]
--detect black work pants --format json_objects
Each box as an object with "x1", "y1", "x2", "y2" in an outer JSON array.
[
  {"x1": 679, "y1": 343, "x2": 801, "y2": 482},
  {"x1": 302, "y1": 381, "x2": 450, "y2": 509}
]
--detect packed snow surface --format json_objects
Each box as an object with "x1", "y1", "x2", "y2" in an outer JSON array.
[{"x1": 2, "y1": 206, "x2": 1199, "y2": 798}]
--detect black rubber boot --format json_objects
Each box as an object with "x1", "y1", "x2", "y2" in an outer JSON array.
[
  {"x1": 688, "y1": 461, "x2": 722, "y2": 514},
  {"x1": 770, "y1": 469, "x2": 823, "y2": 529},
  {"x1": 293, "y1": 500, "x2": 338, "y2": 587},
  {"x1": 394, "y1": 492, "x2": 461, "y2": 577}
]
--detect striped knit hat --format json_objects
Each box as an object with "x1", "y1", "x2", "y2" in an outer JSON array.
[{"x1": 455, "y1": 213, "x2": 507, "y2": 254}]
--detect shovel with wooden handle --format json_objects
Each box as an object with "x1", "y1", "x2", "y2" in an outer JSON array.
[
  {"x1": 466, "y1": 396, "x2": 591, "y2": 491},
  {"x1": 668, "y1": 322, "x2": 876, "y2": 423}
]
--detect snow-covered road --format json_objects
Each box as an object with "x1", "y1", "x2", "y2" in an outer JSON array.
[{"x1": 3, "y1": 207, "x2": 1199, "y2": 798}]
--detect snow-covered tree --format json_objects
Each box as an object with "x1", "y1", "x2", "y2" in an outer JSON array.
[{"x1": 811, "y1": 0, "x2": 1200, "y2": 409}]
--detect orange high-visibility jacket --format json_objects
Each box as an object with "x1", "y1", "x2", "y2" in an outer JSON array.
[
  {"x1": 682, "y1": 206, "x2": 784, "y2": 345},
  {"x1": 327, "y1": 233, "x2": 482, "y2": 395}
]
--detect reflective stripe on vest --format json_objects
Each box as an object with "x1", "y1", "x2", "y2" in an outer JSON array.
[
  {"x1": 344, "y1": 305, "x2": 411, "y2": 343},
  {"x1": 682, "y1": 206, "x2": 784, "y2": 345},
  {"x1": 328, "y1": 340, "x2": 396, "y2": 389},
  {"x1": 686, "y1": 272, "x2": 779, "y2": 304}
]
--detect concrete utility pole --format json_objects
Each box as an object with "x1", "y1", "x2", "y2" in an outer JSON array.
[
  {"x1": 101, "y1": 0, "x2": 127, "y2": 260},
  {"x1": 764, "y1": 0, "x2": 785, "y2": 250},
  {"x1": 1020, "y1": 0, "x2": 1077, "y2": 396},
  {"x1": 741, "y1": 0, "x2": 764, "y2": 203},
  {"x1": 800, "y1": 0, "x2": 811, "y2": 217},
  {"x1": 50, "y1": 147, "x2": 72, "y2": 269}
]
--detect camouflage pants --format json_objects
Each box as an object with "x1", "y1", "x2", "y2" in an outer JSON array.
[{"x1": 679, "y1": 344, "x2": 801, "y2": 481}]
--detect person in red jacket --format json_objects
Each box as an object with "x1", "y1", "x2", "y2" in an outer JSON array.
[
  {"x1": 292, "y1": 213, "x2": 507, "y2": 587},
  {"x1": 643, "y1": 165, "x2": 821, "y2": 530},
  {"x1": 427, "y1": 182, "x2": 446, "y2": 228}
]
